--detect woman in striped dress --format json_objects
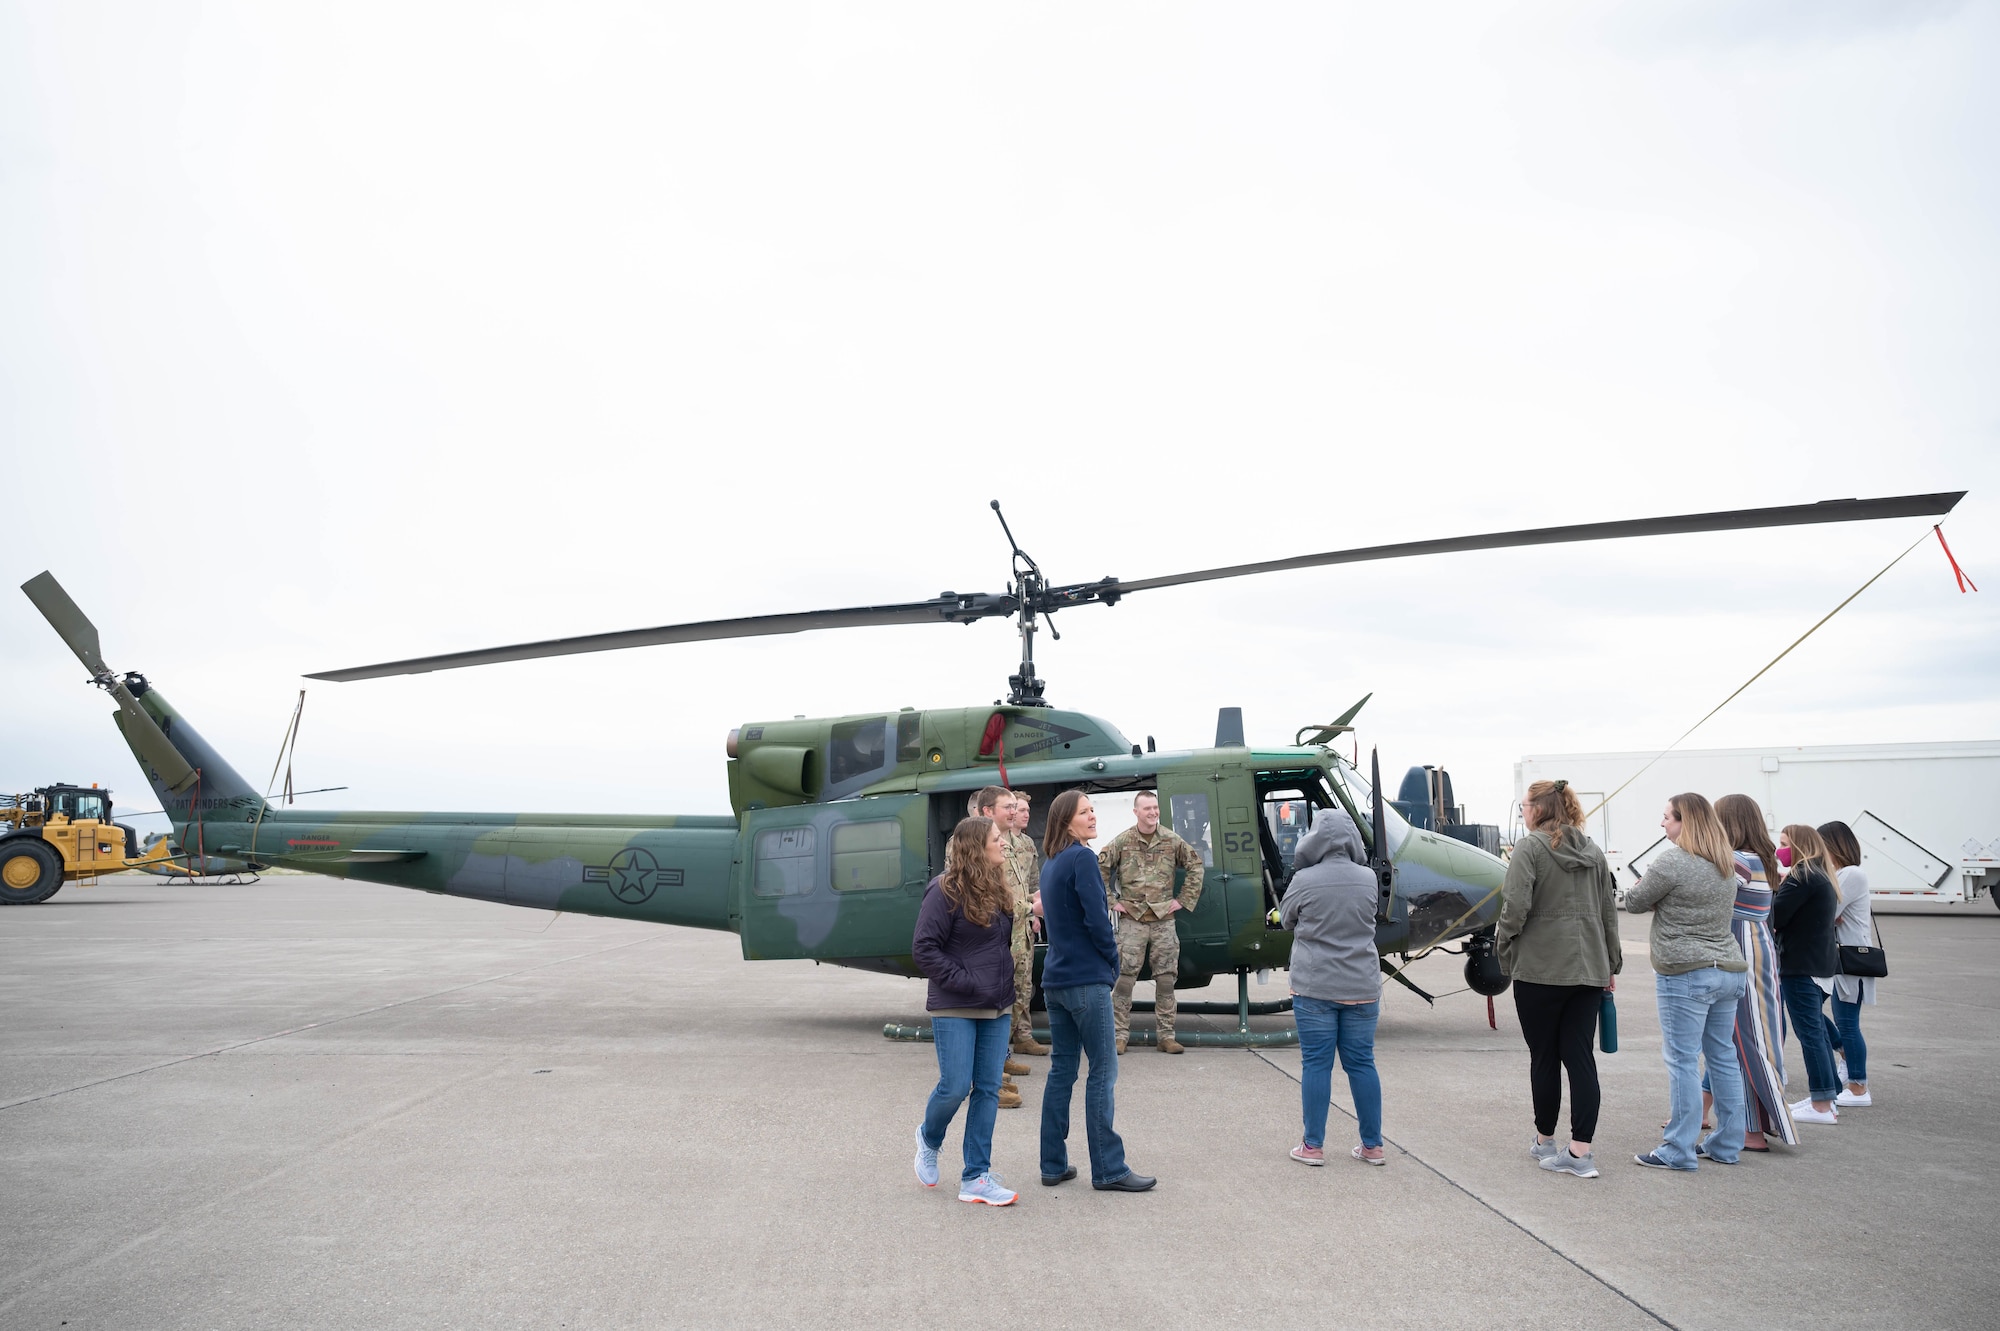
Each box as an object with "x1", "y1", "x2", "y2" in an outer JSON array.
[{"x1": 1716, "y1": 794, "x2": 1798, "y2": 1149}]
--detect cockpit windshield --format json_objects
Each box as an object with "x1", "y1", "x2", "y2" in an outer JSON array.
[{"x1": 1322, "y1": 757, "x2": 1413, "y2": 851}]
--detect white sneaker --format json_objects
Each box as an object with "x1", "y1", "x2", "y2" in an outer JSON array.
[
  {"x1": 914, "y1": 1125, "x2": 939, "y2": 1188},
  {"x1": 1791, "y1": 1101, "x2": 1839, "y2": 1126},
  {"x1": 958, "y1": 1172, "x2": 1018, "y2": 1206},
  {"x1": 1836, "y1": 1087, "x2": 1872, "y2": 1107}
]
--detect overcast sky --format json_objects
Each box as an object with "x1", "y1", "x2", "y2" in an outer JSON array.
[{"x1": 3, "y1": 1, "x2": 1994, "y2": 832}]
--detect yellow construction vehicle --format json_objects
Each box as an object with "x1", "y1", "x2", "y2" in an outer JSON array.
[{"x1": 0, "y1": 783, "x2": 178, "y2": 904}]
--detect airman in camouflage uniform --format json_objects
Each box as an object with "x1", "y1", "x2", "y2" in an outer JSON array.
[
  {"x1": 999, "y1": 791, "x2": 1047, "y2": 1055},
  {"x1": 970, "y1": 788, "x2": 1035, "y2": 1102},
  {"x1": 1099, "y1": 790, "x2": 1204, "y2": 1054}
]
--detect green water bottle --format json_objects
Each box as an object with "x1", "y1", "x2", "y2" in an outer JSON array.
[{"x1": 1598, "y1": 988, "x2": 1618, "y2": 1054}]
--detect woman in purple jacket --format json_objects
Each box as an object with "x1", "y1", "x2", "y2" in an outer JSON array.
[{"x1": 911, "y1": 816, "x2": 1019, "y2": 1206}]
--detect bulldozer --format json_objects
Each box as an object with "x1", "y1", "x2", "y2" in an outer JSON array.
[{"x1": 0, "y1": 783, "x2": 179, "y2": 904}]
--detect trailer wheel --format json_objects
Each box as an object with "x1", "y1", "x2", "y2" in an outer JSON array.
[{"x1": 0, "y1": 840, "x2": 63, "y2": 904}]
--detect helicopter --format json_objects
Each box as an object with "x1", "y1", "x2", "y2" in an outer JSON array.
[{"x1": 18, "y1": 491, "x2": 1964, "y2": 1044}]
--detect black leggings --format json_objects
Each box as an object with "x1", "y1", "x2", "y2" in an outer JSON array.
[{"x1": 1513, "y1": 980, "x2": 1602, "y2": 1142}]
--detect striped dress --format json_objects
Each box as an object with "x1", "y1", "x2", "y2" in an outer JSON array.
[{"x1": 1729, "y1": 852, "x2": 1798, "y2": 1144}]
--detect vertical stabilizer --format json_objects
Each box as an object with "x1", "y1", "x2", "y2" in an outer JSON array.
[{"x1": 113, "y1": 679, "x2": 263, "y2": 826}]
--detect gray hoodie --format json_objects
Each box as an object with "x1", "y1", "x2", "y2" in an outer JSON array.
[{"x1": 1280, "y1": 809, "x2": 1382, "y2": 1002}]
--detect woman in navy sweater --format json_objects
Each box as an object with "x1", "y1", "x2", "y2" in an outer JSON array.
[
  {"x1": 1036, "y1": 790, "x2": 1155, "y2": 1192},
  {"x1": 1772, "y1": 823, "x2": 1843, "y2": 1125},
  {"x1": 911, "y1": 816, "x2": 1019, "y2": 1206}
]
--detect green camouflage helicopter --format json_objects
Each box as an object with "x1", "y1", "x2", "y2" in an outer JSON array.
[{"x1": 16, "y1": 492, "x2": 1963, "y2": 1043}]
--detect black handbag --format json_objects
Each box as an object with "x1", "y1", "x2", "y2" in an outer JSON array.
[{"x1": 1838, "y1": 916, "x2": 1888, "y2": 979}]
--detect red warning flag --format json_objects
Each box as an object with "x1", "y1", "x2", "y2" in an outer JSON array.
[
  {"x1": 979, "y1": 712, "x2": 1010, "y2": 789},
  {"x1": 1936, "y1": 525, "x2": 1978, "y2": 593}
]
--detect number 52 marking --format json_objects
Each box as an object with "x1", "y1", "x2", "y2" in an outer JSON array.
[{"x1": 1222, "y1": 831, "x2": 1257, "y2": 855}]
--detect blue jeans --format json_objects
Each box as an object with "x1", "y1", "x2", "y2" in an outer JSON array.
[
  {"x1": 1294, "y1": 995, "x2": 1382, "y2": 1149},
  {"x1": 922, "y1": 1013, "x2": 1011, "y2": 1183},
  {"x1": 1780, "y1": 974, "x2": 1841, "y2": 1103},
  {"x1": 1823, "y1": 996, "x2": 1866, "y2": 1085},
  {"x1": 1040, "y1": 984, "x2": 1128, "y2": 1185},
  {"x1": 1654, "y1": 967, "x2": 1748, "y2": 1168}
]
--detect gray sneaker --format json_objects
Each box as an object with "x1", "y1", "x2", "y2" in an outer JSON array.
[
  {"x1": 958, "y1": 1172, "x2": 1018, "y2": 1206},
  {"x1": 1539, "y1": 1148, "x2": 1599, "y2": 1178},
  {"x1": 1529, "y1": 1136, "x2": 1561, "y2": 1163},
  {"x1": 913, "y1": 1125, "x2": 939, "y2": 1188}
]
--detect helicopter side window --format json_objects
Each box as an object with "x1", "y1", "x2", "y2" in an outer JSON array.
[
  {"x1": 1169, "y1": 793, "x2": 1213, "y2": 867},
  {"x1": 896, "y1": 712, "x2": 922, "y2": 764},
  {"x1": 831, "y1": 820, "x2": 901, "y2": 892},
  {"x1": 1263, "y1": 797, "x2": 1316, "y2": 879},
  {"x1": 752, "y1": 827, "x2": 816, "y2": 898},
  {"x1": 828, "y1": 717, "x2": 890, "y2": 787}
]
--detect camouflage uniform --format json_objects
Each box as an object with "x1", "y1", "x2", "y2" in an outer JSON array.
[
  {"x1": 1099, "y1": 826, "x2": 1205, "y2": 1041},
  {"x1": 1001, "y1": 829, "x2": 1039, "y2": 1040}
]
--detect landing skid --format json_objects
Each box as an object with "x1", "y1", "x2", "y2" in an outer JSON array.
[{"x1": 883, "y1": 970, "x2": 1301, "y2": 1048}]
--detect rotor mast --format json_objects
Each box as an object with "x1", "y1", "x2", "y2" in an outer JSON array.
[{"x1": 990, "y1": 500, "x2": 1051, "y2": 707}]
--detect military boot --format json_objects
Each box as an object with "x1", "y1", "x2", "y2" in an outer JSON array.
[
  {"x1": 998, "y1": 1081, "x2": 1023, "y2": 1109},
  {"x1": 1158, "y1": 1035, "x2": 1186, "y2": 1055},
  {"x1": 1115, "y1": 1037, "x2": 1128, "y2": 1055},
  {"x1": 1013, "y1": 1032, "x2": 1051, "y2": 1056},
  {"x1": 1004, "y1": 1056, "x2": 1030, "y2": 1077}
]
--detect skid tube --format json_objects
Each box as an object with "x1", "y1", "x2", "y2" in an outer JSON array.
[{"x1": 884, "y1": 970, "x2": 1300, "y2": 1048}]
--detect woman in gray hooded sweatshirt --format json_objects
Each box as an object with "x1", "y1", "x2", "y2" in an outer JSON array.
[{"x1": 1280, "y1": 808, "x2": 1386, "y2": 1166}]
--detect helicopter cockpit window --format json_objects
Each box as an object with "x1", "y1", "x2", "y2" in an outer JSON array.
[
  {"x1": 828, "y1": 717, "x2": 891, "y2": 787},
  {"x1": 1169, "y1": 793, "x2": 1213, "y2": 867},
  {"x1": 831, "y1": 820, "x2": 901, "y2": 892},
  {"x1": 896, "y1": 712, "x2": 922, "y2": 765},
  {"x1": 752, "y1": 827, "x2": 816, "y2": 898}
]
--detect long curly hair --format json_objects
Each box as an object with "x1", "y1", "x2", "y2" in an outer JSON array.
[
  {"x1": 1717, "y1": 793, "x2": 1780, "y2": 882},
  {"x1": 941, "y1": 816, "x2": 1012, "y2": 928}
]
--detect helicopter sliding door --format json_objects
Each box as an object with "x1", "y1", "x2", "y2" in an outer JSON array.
[
  {"x1": 737, "y1": 794, "x2": 930, "y2": 972},
  {"x1": 1155, "y1": 769, "x2": 1239, "y2": 946}
]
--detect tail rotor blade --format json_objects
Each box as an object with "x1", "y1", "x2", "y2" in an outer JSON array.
[
  {"x1": 20, "y1": 572, "x2": 198, "y2": 793},
  {"x1": 22, "y1": 572, "x2": 109, "y2": 676}
]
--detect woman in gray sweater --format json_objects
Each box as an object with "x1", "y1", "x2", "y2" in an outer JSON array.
[{"x1": 1622, "y1": 793, "x2": 1749, "y2": 1170}]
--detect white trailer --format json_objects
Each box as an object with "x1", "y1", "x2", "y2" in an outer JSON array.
[{"x1": 1512, "y1": 741, "x2": 2000, "y2": 908}]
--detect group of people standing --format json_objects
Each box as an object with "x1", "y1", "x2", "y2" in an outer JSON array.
[
  {"x1": 1500, "y1": 780, "x2": 1879, "y2": 1176},
  {"x1": 908, "y1": 776, "x2": 1880, "y2": 1204},
  {"x1": 910, "y1": 783, "x2": 1393, "y2": 1199},
  {"x1": 911, "y1": 786, "x2": 1199, "y2": 1204}
]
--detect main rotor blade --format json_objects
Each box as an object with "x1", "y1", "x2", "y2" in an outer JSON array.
[
  {"x1": 22, "y1": 571, "x2": 109, "y2": 675},
  {"x1": 1117, "y1": 492, "x2": 1967, "y2": 594},
  {"x1": 306, "y1": 598, "x2": 991, "y2": 682}
]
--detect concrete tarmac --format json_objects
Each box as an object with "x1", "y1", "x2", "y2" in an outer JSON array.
[{"x1": 2, "y1": 876, "x2": 1994, "y2": 1330}]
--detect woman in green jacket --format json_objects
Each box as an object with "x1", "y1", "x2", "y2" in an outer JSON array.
[{"x1": 1497, "y1": 779, "x2": 1622, "y2": 1180}]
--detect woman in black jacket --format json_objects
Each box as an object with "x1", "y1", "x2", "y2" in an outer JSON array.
[
  {"x1": 911, "y1": 816, "x2": 1019, "y2": 1206},
  {"x1": 1772, "y1": 823, "x2": 1842, "y2": 1125}
]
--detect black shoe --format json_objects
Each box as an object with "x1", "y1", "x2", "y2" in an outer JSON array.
[
  {"x1": 1092, "y1": 1172, "x2": 1157, "y2": 1192},
  {"x1": 1040, "y1": 1166, "x2": 1077, "y2": 1186}
]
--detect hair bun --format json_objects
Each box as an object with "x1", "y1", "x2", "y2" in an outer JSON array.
[{"x1": 1553, "y1": 779, "x2": 1567, "y2": 792}]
